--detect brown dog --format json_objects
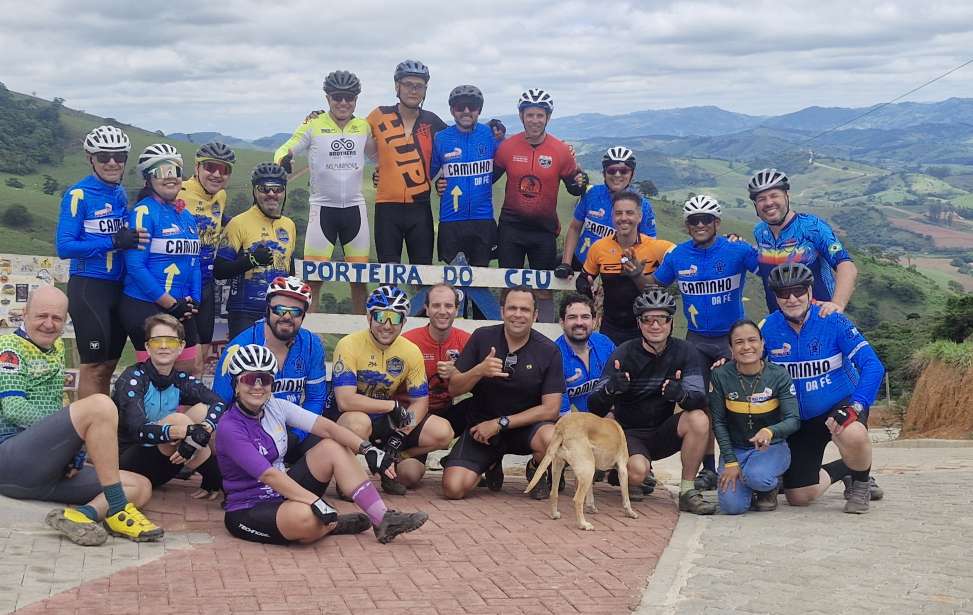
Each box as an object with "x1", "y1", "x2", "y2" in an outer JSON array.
[{"x1": 524, "y1": 412, "x2": 638, "y2": 530}]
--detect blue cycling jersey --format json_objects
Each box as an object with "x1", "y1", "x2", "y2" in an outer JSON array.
[
  {"x1": 212, "y1": 322, "x2": 328, "y2": 440},
  {"x1": 761, "y1": 305, "x2": 884, "y2": 420},
  {"x1": 555, "y1": 332, "x2": 615, "y2": 414},
  {"x1": 653, "y1": 236, "x2": 758, "y2": 337},
  {"x1": 56, "y1": 175, "x2": 129, "y2": 281},
  {"x1": 572, "y1": 184, "x2": 656, "y2": 263},
  {"x1": 754, "y1": 213, "x2": 852, "y2": 312},
  {"x1": 430, "y1": 123, "x2": 498, "y2": 223},
  {"x1": 122, "y1": 196, "x2": 202, "y2": 303}
]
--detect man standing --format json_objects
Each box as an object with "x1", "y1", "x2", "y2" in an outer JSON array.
[{"x1": 555, "y1": 294, "x2": 615, "y2": 414}]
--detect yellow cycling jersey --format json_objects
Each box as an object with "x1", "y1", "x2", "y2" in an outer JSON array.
[
  {"x1": 178, "y1": 177, "x2": 227, "y2": 285},
  {"x1": 331, "y1": 330, "x2": 429, "y2": 400},
  {"x1": 217, "y1": 205, "x2": 296, "y2": 313}
]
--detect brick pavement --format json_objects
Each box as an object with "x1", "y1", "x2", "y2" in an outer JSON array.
[{"x1": 4, "y1": 463, "x2": 678, "y2": 615}]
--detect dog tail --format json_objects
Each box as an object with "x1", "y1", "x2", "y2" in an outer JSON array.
[{"x1": 523, "y1": 430, "x2": 563, "y2": 494}]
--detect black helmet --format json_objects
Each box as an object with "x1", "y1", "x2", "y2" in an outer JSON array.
[
  {"x1": 748, "y1": 168, "x2": 790, "y2": 199},
  {"x1": 768, "y1": 263, "x2": 814, "y2": 290},
  {"x1": 448, "y1": 85, "x2": 483, "y2": 107},
  {"x1": 394, "y1": 59, "x2": 430, "y2": 82},
  {"x1": 251, "y1": 162, "x2": 288, "y2": 186},
  {"x1": 633, "y1": 288, "x2": 677, "y2": 316},
  {"x1": 195, "y1": 142, "x2": 236, "y2": 165},
  {"x1": 323, "y1": 70, "x2": 361, "y2": 95}
]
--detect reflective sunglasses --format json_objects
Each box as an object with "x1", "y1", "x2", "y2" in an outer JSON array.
[
  {"x1": 773, "y1": 285, "x2": 810, "y2": 300},
  {"x1": 605, "y1": 165, "x2": 632, "y2": 176},
  {"x1": 201, "y1": 160, "x2": 232, "y2": 175},
  {"x1": 638, "y1": 314, "x2": 673, "y2": 326},
  {"x1": 239, "y1": 372, "x2": 275, "y2": 387},
  {"x1": 94, "y1": 152, "x2": 128, "y2": 164},
  {"x1": 451, "y1": 99, "x2": 482, "y2": 113},
  {"x1": 270, "y1": 304, "x2": 305, "y2": 318},
  {"x1": 329, "y1": 93, "x2": 357, "y2": 103},
  {"x1": 148, "y1": 163, "x2": 183, "y2": 180},
  {"x1": 146, "y1": 335, "x2": 183, "y2": 350},
  {"x1": 371, "y1": 310, "x2": 405, "y2": 326},
  {"x1": 686, "y1": 214, "x2": 717, "y2": 227},
  {"x1": 256, "y1": 183, "x2": 286, "y2": 194}
]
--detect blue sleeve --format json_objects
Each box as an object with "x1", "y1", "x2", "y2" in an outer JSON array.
[
  {"x1": 836, "y1": 315, "x2": 885, "y2": 408},
  {"x1": 811, "y1": 217, "x2": 852, "y2": 268},
  {"x1": 430, "y1": 134, "x2": 443, "y2": 179},
  {"x1": 212, "y1": 346, "x2": 234, "y2": 404},
  {"x1": 639, "y1": 198, "x2": 657, "y2": 238},
  {"x1": 559, "y1": 391, "x2": 570, "y2": 414},
  {"x1": 56, "y1": 187, "x2": 113, "y2": 259},
  {"x1": 124, "y1": 205, "x2": 165, "y2": 301},
  {"x1": 744, "y1": 243, "x2": 759, "y2": 273},
  {"x1": 572, "y1": 191, "x2": 589, "y2": 222},
  {"x1": 302, "y1": 335, "x2": 327, "y2": 415},
  {"x1": 653, "y1": 250, "x2": 675, "y2": 286},
  {"x1": 192, "y1": 258, "x2": 202, "y2": 301}
]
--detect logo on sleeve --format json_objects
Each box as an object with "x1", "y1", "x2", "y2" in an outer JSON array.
[
  {"x1": 829, "y1": 242, "x2": 843, "y2": 254},
  {"x1": 0, "y1": 350, "x2": 21, "y2": 373}
]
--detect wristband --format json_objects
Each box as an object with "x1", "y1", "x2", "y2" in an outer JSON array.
[
  {"x1": 724, "y1": 462, "x2": 739, "y2": 468},
  {"x1": 757, "y1": 427, "x2": 774, "y2": 441}
]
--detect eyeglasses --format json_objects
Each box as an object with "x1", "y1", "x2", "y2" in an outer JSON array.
[
  {"x1": 773, "y1": 286, "x2": 809, "y2": 300},
  {"x1": 94, "y1": 152, "x2": 128, "y2": 164},
  {"x1": 638, "y1": 314, "x2": 672, "y2": 326},
  {"x1": 270, "y1": 304, "x2": 305, "y2": 318},
  {"x1": 146, "y1": 335, "x2": 183, "y2": 349},
  {"x1": 399, "y1": 81, "x2": 427, "y2": 92},
  {"x1": 201, "y1": 161, "x2": 232, "y2": 175},
  {"x1": 686, "y1": 214, "x2": 717, "y2": 227},
  {"x1": 371, "y1": 310, "x2": 405, "y2": 326},
  {"x1": 329, "y1": 93, "x2": 357, "y2": 103},
  {"x1": 605, "y1": 166, "x2": 632, "y2": 176},
  {"x1": 147, "y1": 163, "x2": 183, "y2": 180},
  {"x1": 239, "y1": 372, "x2": 275, "y2": 387},
  {"x1": 256, "y1": 184, "x2": 286, "y2": 194}
]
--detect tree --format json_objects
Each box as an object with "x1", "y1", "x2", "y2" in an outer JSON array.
[
  {"x1": 930, "y1": 294, "x2": 973, "y2": 342},
  {"x1": 4, "y1": 178, "x2": 24, "y2": 189},
  {"x1": 42, "y1": 175, "x2": 59, "y2": 195},
  {"x1": 1, "y1": 204, "x2": 33, "y2": 228},
  {"x1": 636, "y1": 180, "x2": 658, "y2": 197},
  {"x1": 926, "y1": 165, "x2": 950, "y2": 179}
]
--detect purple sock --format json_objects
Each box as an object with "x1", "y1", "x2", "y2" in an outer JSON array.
[{"x1": 352, "y1": 480, "x2": 387, "y2": 526}]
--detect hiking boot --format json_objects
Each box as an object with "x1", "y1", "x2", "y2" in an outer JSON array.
[
  {"x1": 381, "y1": 473, "x2": 408, "y2": 496},
  {"x1": 679, "y1": 489, "x2": 716, "y2": 515},
  {"x1": 484, "y1": 462, "x2": 504, "y2": 492},
  {"x1": 332, "y1": 513, "x2": 371, "y2": 536},
  {"x1": 842, "y1": 475, "x2": 884, "y2": 501},
  {"x1": 642, "y1": 471, "x2": 656, "y2": 495},
  {"x1": 693, "y1": 468, "x2": 718, "y2": 491},
  {"x1": 606, "y1": 469, "x2": 620, "y2": 486},
  {"x1": 46, "y1": 508, "x2": 107, "y2": 546},
  {"x1": 373, "y1": 510, "x2": 428, "y2": 544},
  {"x1": 104, "y1": 503, "x2": 164, "y2": 542},
  {"x1": 525, "y1": 459, "x2": 551, "y2": 500},
  {"x1": 593, "y1": 469, "x2": 606, "y2": 483},
  {"x1": 843, "y1": 480, "x2": 870, "y2": 514},
  {"x1": 754, "y1": 488, "x2": 779, "y2": 512}
]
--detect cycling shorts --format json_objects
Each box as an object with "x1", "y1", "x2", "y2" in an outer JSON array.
[
  {"x1": 196, "y1": 282, "x2": 216, "y2": 345},
  {"x1": 119, "y1": 295, "x2": 199, "y2": 359},
  {"x1": 624, "y1": 412, "x2": 684, "y2": 462},
  {"x1": 119, "y1": 444, "x2": 183, "y2": 487},
  {"x1": 442, "y1": 421, "x2": 551, "y2": 475},
  {"x1": 67, "y1": 276, "x2": 127, "y2": 364},
  {"x1": 497, "y1": 221, "x2": 557, "y2": 270},
  {"x1": 374, "y1": 202, "x2": 434, "y2": 264},
  {"x1": 685, "y1": 331, "x2": 732, "y2": 388},
  {"x1": 783, "y1": 400, "x2": 866, "y2": 489},
  {"x1": 438, "y1": 219, "x2": 497, "y2": 266},
  {"x1": 305, "y1": 203, "x2": 370, "y2": 263}
]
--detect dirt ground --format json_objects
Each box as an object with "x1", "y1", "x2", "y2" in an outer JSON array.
[
  {"x1": 901, "y1": 360, "x2": 973, "y2": 439},
  {"x1": 887, "y1": 216, "x2": 973, "y2": 249}
]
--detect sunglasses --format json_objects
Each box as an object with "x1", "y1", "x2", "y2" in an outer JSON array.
[
  {"x1": 94, "y1": 152, "x2": 128, "y2": 164},
  {"x1": 371, "y1": 310, "x2": 405, "y2": 326},
  {"x1": 605, "y1": 165, "x2": 632, "y2": 176},
  {"x1": 146, "y1": 335, "x2": 183, "y2": 350},
  {"x1": 638, "y1": 314, "x2": 672, "y2": 326},
  {"x1": 451, "y1": 101, "x2": 482, "y2": 113},
  {"x1": 773, "y1": 286, "x2": 810, "y2": 300},
  {"x1": 256, "y1": 183, "x2": 286, "y2": 194},
  {"x1": 147, "y1": 163, "x2": 183, "y2": 180},
  {"x1": 270, "y1": 304, "x2": 305, "y2": 318},
  {"x1": 399, "y1": 81, "x2": 427, "y2": 92},
  {"x1": 329, "y1": 93, "x2": 357, "y2": 103},
  {"x1": 201, "y1": 160, "x2": 232, "y2": 175},
  {"x1": 686, "y1": 214, "x2": 717, "y2": 227},
  {"x1": 239, "y1": 372, "x2": 275, "y2": 387}
]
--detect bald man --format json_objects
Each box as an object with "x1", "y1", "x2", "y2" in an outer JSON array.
[{"x1": 0, "y1": 286, "x2": 164, "y2": 545}]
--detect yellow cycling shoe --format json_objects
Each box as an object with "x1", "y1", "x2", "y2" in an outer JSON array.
[
  {"x1": 104, "y1": 503, "x2": 164, "y2": 542},
  {"x1": 46, "y1": 507, "x2": 108, "y2": 546}
]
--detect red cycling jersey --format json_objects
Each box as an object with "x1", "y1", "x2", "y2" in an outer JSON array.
[
  {"x1": 402, "y1": 325, "x2": 470, "y2": 413},
  {"x1": 494, "y1": 132, "x2": 578, "y2": 234}
]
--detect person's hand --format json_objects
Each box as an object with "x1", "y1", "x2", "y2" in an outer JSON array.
[
  {"x1": 554, "y1": 263, "x2": 574, "y2": 279},
  {"x1": 389, "y1": 401, "x2": 414, "y2": 429},
  {"x1": 749, "y1": 427, "x2": 773, "y2": 451},
  {"x1": 372, "y1": 168, "x2": 379, "y2": 188},
  {"x1": 63, "y1": 468, "x2": 79, "y2": 479},
  {"x1": 661, "y1": 370, "x2": 687, "y2": 403},
  {"x1": 470, "y1": 418, "x2": 501, "y2": 444},
  {"x1": 363, "y1": 444, "x2": 395, "y2": 477},
  {"x1": 436, "y1": 177, "x2": 446, "y2": 196},
  {"x1": 303, "y1": 109, "x2": 324, "y2": 123},
  {"x1": 477, "y1": 347, "x2": 508, "y2": 379},
  {"x1": 436, "y1": 360, "x2": 457, "y2": 380},
  {"x1": 112, "y1": 227, "x2": 148, "y2": 250},
  {"x1": 248, "y1": 246, "x2": 274, "y2": 267},
  {"x1": 710, "y1": 357, "x2": 728, "y2": 370},
  {"x1": 816, "y1": 301, "x2": 844, "y2": 317},
  {"x1": 725, "y1": 233, "x2": 742, "y2": 242},
  {"x1": 621, "y1": 249, "x2": 646, "y2": 278},
  {"x1": 825, "y1": 404, "x2": 859, "y2": 436},
  {"x1": 719, "y1": 465, "x2": 741, "y2": 493},
  {"x1": 186, "y1": 297, "x2": 199, "y2": 316},
  {"x1": 169, "y1": 450, "x2": 189, "y2": 465},
  {"x1": 279, "y1": 151, "x2": 294, "y2": 174},
  {"x1": 605, "y1": 360, "x2": 631, "y2": 395},
  {"x1": 575, "y1": 273, "x2": 594, "y2": 297},
  {"x1": 310, "y1": 498, "x2": 338, "y2": 525},
  {"x1": 165, "y1": 298, "x2": 194, "y2": 321}
]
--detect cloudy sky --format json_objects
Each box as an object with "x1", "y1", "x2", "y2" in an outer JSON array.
[{"x1": 3, "y1": 0, "x2": 972, "y2": 139}]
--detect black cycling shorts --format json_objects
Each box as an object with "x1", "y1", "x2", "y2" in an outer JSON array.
[
  {"x1": 119, "y1": 444, "x2": 183, "y2": 487},
  {"x1": 196, "y1": 282, "x2": 216, "y2": 345},
  {"x1": 623, "y1": 412, "x2": 684, "y2": 462},
  {"x1": 685, "y1": 331, "x2": 732, "y2": 388},
  {"x1": 374, "y1": 202, "x2": 434, "y2": 264},
  {"x1": 599, "y1": 320, "x2": 641, "y2": 346},
  {"x1": 783, "y1": 401, "x2": 866, "y2": 490},
  {"x1": 119, "y1": 295, "x2": 199, "y2": 352},
  {"x1": 496, "y1": 222, "x2": 557, "y2": 271},
  {"x1": 369, "y1": 413, "x2": 434, "y2": 451},
  {"x1": 67, "y1": 276, "x2": 127, "y2": 363},
  {"x1": 438, "y1": 219, "x2": 497, "y2": 267},
  {"x1": 442, "y1": 421, "x2": 552, "y2": 475}
]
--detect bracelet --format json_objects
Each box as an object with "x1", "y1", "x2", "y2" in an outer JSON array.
[{"x1": 357, "y1": 441, "x2": 370, "y2": 456}]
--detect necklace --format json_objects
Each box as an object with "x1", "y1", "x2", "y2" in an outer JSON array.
[{"x1": 737, "y1": 362, "x2": 764, "y2": 432}]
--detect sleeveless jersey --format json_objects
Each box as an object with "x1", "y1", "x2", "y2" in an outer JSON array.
[
  {"x1": 216, "y1": 206, "x2": 296, "y2": 314},
  {"x1": 177, "y1": 176, "x2": 227, "y2": 286},
  {"x1": 430, "y1": 123, "x2": 498, "y2": 222},
  {"x1": 56, "y1": 175, "x2": 129, "y2": 281},
  {"x1": 123, "y1": 196, "x2": 201, "y2": 303},
  {"x1": 366, "y1": 105, "x2": 446, "y2": 204},
  {"x1": 571, "y1": 184, "x2": 656, "y2": 262},
  {"x1": 494, "y1": 132, "x2": 578, "y2": 234}
]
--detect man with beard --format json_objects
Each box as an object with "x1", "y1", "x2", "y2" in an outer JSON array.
[
  {"x1": 213, "y1": 277, "x2": 327, "y2": 465},
  {"x1": 555, "y1": 294, "x2": 614, "y2": 415}
]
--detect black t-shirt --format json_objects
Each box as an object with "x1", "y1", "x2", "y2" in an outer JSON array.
[{"x1": 455, "y1": 324, "x2": 564, "y2": 424}]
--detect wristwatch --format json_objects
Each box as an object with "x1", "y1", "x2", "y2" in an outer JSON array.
[{"x1": 497, "y1": 416, "x2": 510, "y2": 432}]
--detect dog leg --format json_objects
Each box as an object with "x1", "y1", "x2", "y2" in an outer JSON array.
[
  {"x1": 616, "y1": 457, "x2": 639, "y2": 519},
  {"x1": 573, "y1": 464, "x2": 595, "y2": 531},
  {"x1": 549, "y1": 457, "x2": 565, "y2": 521}
]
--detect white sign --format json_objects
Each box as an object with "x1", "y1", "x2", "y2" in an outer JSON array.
[{"x1": 299, "y1": 260, "x2": 575, "y2": 290}]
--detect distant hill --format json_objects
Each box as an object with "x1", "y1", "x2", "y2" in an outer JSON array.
[{"x1": 166, "y1": 131, "x2": 290, "y2": 153}]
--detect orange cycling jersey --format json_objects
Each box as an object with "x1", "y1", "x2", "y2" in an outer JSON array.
[{"x1": 366, "y1": 105, "x2": 446, "y2": 204}]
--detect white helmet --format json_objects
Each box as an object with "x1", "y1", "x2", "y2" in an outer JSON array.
[
  {"x1": 747, "y1": 168, "x2": 790, "y2": 199},
  {"x1": 227, "y1": 344, "x2": 278, "y2": 376},
  {"x1": 83, "y1": 125, "x2": 131, "y2": 154},
  {"x1": 683, "y1": 195, "x2": 722, "y2": 220},
  {"x1": 266, "y1": 276, "x2": 312, "y2": 307},
  {"x1": 603, "y1": 146, "x2": 635, "y2": 168},
  {"x1": 137, "y1": 143, "x2": 183, "y2": 175},
  {"x1": 366, "y1": 285, "x2": 411, "y2": 314},
  {"x1": 518, "y1": 89, "x2": 554, "y2": 113}
]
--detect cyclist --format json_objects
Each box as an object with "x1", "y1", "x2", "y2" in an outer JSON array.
[
  {"x1": 577, "y1": 191, "x2": 674, "y2": 344},
  {"x1": 0, "y1": 286, "x2": 163, "y2": 546},
  {"x1": 649, "y1": 195, "x2": 759, "y2": 489},
  {"x1": 557, "y1": 146, "x2": 656, "y2": 278},
  {"x1": 214, "y1": 163, "x2": 297, "y2": 338},
  {"x1": 56, "y1": 125, "x2": 146, "y2": 398},
  {"x1": 367, "y1": 60, "x2": 446, "y2": 264},
  {"x1": 217, "y1": 344, "x2": 428, "y2": 545},
  {"x1": 213, "y1": 276, "x2": 326, "y2": 465},
  {"x1": 430, "y1": 85, "x2": 499, "y2": 266},
  {"x1": 114, "y1": 314, "x2": 225, "y2": 499},
  {"x1": 555, "y1": 294, "x2": 614, "y2": 415},
  {"x1": 276, "y1": 70, "x2": 374, "y2": 313},
  {"x1": 121, "y1": 143, "x2": 201, "y2": 374},
  {"x1": 588, "y1": 288, "x2": 715, "y2": 515},
  {"x1": 333, "y1": 286, "x2": 452, "y2": 495},
  {"x1": 760, "y1": 264, "x2": 884, "y2": 513},
  {"x1": 748, "y1": 168, "x2": 858, "y2": 315},
  {"x1": 178, "y1": 141, "x2": 235, "y2": 368}
]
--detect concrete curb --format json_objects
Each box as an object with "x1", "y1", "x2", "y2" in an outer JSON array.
[{"x1": 876, "y1": 438, "x2": 973, "y2": 448}]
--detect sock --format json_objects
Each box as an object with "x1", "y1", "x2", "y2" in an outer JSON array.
[
  {"x1": 822, "y1": 460, "x2": 850, "y2": 484},
  {"x1": 196, "y1": 457, "x2": 224, "y2": 492},
  {"x1": 850, "y1": 466, "x2": 870, "y2": 483},
  {"x1": 103, "y1": 482, "x2": 128, "y2": 516},
  {"x1": 75, "y1": 504, "x2": 99, "y2": 522},
  {"x1": 702, "y1": 455, "x2": 716, "y2": 473},
  {"x1": 351, "y1": 480, "x2": 387, "y2": 526},
  {"x1": 680, "y1": 479, "x2": 694, "y2": 495}
]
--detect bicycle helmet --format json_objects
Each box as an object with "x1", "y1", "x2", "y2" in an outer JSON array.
[
  {"x1": 324, "y1": 70, "x2": 362, "y2": 95},
  {"x1": 137, "y1": 143, "x2": 182, "y2": 175},
  {"x1": 394, "y1": 59, "x2": 430, "y2": 83},
  {"x1": 602, "y1": 146, "x2": 636, "y2": 169},
  {"x1": 768, "y1": 263, "x2": 814, "y2": 290},
  {"x1": 195, "y1": 141, "x2": 236, "y2": 165},
  {"x1": 266, "y1": 276, "x2": 312, "y2": 307},
  {"x1": 448, "y1": 85, "x2": 484, "y2": 107},
  {"x1": 366, "y1": 285, "x2": 410, "y2": 314},
  {"x1": 748, "y1": 168, "x2": 790, "y2": 199},
  {"x1": 251, "y1": 162, "x2": 288, "y2": 185},
  {"x1": 227, "y1": 343, "x2": 278, "y2": 376},
  {"x1": 518, "y1": 89, "x2": 554, "y2": 114},
  {"x1": 83, "y1": 125, "x2": 131, "y2": 154},
  {"x1": 682, "y1": 195, "x2": 722, "y2": 220},
  {"x1": 633, "y1": 288, "x2": 677, "y2": 316}
]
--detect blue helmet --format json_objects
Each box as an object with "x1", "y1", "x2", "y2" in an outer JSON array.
[{"x1": 366, "y1": 285, "x2": 410, "y2": 314}]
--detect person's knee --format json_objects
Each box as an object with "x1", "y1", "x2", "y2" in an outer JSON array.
[
  {"x1": 719, "y1": 494, "x2": 749, "y2": 515},
  {"x1": 442, "y1": 471, "x2": 471, "y2": 500},
  {"x1": 836, "y1": 423, "x2": 870, "y2": 451},
  {"x1": 397, "y1": 459, "x2": 426, "y2": 487},
  {"x1": 425, "y1": 417, "x2": 454, "y2": 448},
  {"x1": 683, "y1": 410, "x2": 710, "y2": 436},
  {"x1": 744, "y1": 469, "x2": 781, "y2": 493},
  {"x1": 627, "y1": 457, "x2": 648, "y2": 483},
  {"x1": 73, "y1": 393, "x2": 117, "y2": 424},
  {"x1": 337, "y1": 412, "x2": 372, "y2": 438},
  {"x1": 784, "y1": 489, "x2": 815, "y2": 506},
  {"x1": 532, "y1": 424, "x2": 555, "y2": 453}
]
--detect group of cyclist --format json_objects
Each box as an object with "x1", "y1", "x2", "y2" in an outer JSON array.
[{"x1": 0, "y1": 57, "x2": 888, "y2": 550}]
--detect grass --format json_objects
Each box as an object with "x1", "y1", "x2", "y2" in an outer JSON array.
[{"x1": 911, "y1": 340, "x2": 973, "y2": 371}]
